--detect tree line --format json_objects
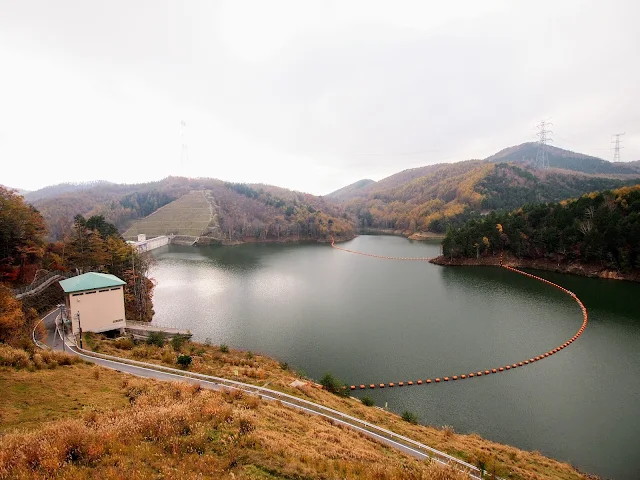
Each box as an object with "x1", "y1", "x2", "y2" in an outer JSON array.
[
  {"x1": 442, "y1": 185, "x2": 640, "y2": 271},
  {"x1": 1, "y1": 187, "x2": 155, "y2": 346}
]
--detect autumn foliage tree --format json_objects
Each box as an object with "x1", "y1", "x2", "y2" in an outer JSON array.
[
  {"x1": 0, "y1": 187, "x2": 47, "y2": 281},
  {"x1": 64, "y1": 215, "x2": 155, "y2": 321}
]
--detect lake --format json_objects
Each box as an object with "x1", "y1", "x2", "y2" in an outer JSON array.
[{"x1": 151, "y1": 235, "x2": 640, "y2": 480}]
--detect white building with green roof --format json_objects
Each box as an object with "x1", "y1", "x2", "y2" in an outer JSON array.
[{"x1": 59, "y1": 272, "x2": 126, "y2": 335}]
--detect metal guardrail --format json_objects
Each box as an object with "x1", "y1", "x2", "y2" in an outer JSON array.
[
  {"x1": 36, "y1": 310, "x2": 493, "y2": 479},
  {"x1": 12, "y1": 270, "x2": 74, "y2": 296}
]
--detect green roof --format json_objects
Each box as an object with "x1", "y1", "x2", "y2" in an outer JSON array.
[{"x1": 59, "y1": 272, "x2": 126, "y2": 293}]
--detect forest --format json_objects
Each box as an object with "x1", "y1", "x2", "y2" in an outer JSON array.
[
  {"x1": 343, "y1": 163, "x2": 639, "y2": 235},
  {"x1": 442, "y1": 185, "x2": 640, "y2": 271},
  {"x1": 0, "y1": 187, "x2": 155, "y2": 346}
]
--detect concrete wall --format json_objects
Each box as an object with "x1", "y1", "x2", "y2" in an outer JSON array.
[
  {"x1": 67, "y1": 286, "x2": 126, "y2": 334},
  {"x1": 131, "y1": 235, "x2": 170, "y2": 252}
]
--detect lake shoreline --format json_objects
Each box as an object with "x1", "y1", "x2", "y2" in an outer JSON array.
[{"x1": 430, "y1": 254, "x2": 640, "y2": 282}]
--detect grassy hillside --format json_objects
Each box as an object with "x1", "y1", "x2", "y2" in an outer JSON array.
[
  {"x1": 0, "y1": 342, "x2": 590, "y2": 480},
  {"x1": 123, "y1": 190, "x2": 217, "y2": 240}
]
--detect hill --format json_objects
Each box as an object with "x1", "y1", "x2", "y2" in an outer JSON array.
[
  {"x1": 485, "y1": 142, "x2": 638, "y2": 176},
  {"x1": 438, "y1": 184, "x2": 640, "y2": 277},
  {"x1": 325, "y1": 178, "x2": 376, "y2": 201},
  {"x1": 326, "y1": 143, "x2": 640, "y2": 235},
  {"x1": 335, "y1": 161, "x2": 638, "y2": 234},
  {"x1": 0, "y1": 340, "x2": 591, "y2": 480},
  {"x1": 28, "y1": 177, "x2": 354, "y2": 243}
]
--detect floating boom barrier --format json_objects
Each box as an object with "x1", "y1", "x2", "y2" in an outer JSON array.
[{"x1": 329, "y1": 239, "x2": 588, "y2": 391}]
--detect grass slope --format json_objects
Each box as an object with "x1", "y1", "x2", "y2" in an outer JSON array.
[
  {"x1": 73, "y1": 335, "x2": 591, "y2": 480},
  {"x1": 0, "y1": 347, "x2": 469, "y2": 480},
  {"x1": 123, "y1": 190, "x2": 216, "y2": 240}
]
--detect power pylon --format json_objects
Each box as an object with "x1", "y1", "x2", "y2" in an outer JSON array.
[
  {"x1": 180, "y1": 120, "x2": 189, "y2": 175},
  {"x1": 535, "y1": 120, "x2": 553, "y2": 169},
  {"x1": 612, "y1": 133, "x2": 625, "y2": 162}
]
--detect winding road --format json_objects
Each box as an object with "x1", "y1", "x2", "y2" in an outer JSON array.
[{"x1": 37, "y1": 310, "x2": 484, "y2": 479}]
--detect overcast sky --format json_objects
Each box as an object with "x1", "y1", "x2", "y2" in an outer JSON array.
[{"x1": 1, "y1": 1, "x2": 639, "y2": 194}]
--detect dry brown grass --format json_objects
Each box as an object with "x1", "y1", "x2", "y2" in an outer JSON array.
[
  {"x1": 0, "y1": 361, "x2": 129, "y2": 433},
  {"x1": 0, "y1": 371, "x2": 469, "y2": 480},
  {"x1": 0, "y1": 344, "x2": 82, "y2": 370},
  {"x1": 85, "y1": 336, "x2": 590, "y2": 480}
]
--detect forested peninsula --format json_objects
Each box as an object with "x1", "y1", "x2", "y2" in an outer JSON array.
[{"x1": 433, "y1": 185, "x2": 640, "y2": 281}]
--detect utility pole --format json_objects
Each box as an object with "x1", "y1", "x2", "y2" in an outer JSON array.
[
  {"x1": 58, "y1": 304, "x2": 65, "y2": 352},
  {"x1": 612, "y1": 132, "x2": 625, "y2": 162},
  {"x1": 535, "y1": 120, "x2": 553, "y2": 169},
  {"x1": 76, "y1": 312, "x2": 83, "y2": 349}
]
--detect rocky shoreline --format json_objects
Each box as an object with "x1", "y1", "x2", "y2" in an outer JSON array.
[{"x1": 430, "y1": 254, "x2": 640, "y2": 282}]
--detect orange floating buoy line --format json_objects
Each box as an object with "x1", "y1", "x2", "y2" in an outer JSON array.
[{"x1": 332, "y1": 239, "x2": 589, "y2": 391}]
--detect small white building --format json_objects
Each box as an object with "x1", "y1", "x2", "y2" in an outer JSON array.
[{"x1": 59, "y1": 272, "x2": 126, "y2": 334}]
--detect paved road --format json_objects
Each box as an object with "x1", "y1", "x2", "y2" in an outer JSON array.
[{"x1": 38, "y1": 311, "x2": 483, "y2": 478}]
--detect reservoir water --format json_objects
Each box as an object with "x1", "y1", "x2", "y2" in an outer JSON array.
[{"x1": 151, "y1": 236, "x2": 640, "y2": 480}]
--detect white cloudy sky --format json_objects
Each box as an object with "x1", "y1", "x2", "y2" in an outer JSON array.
[{"x1": 1, "y1": 0, "x2": 639, "y2": 194}]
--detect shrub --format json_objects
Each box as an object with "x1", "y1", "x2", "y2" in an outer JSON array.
[
  {"x1": 401, "y1": 410, "x2": 419, "y2": 424},
  {"x1": 170, "y1": 334, "x2": 188, "y2": 351},
  {"x1": 114, "y1": 337, "x2": 134, "y2": 350},
  {"x1": 219, "y1": 343, "x2": 229, "y2": 353},
  {"x1": 279, "y1": 361, "x2": 289, "y2": 371},
  {"x1": 320, "y1": 372, "x2": 349, "y2": 397},
  {"x1": 146, "y1": 331, "x2": 166, "y2": 347},
  {"x1": 177, "y1": 355, "x2": 192, "y2": 368},
  {"x1": 246, "y1": 351, "x2": 253, "y2": 359},
  {"x1": 361, "y1": 395, "x2": 375, "y2": 407}
]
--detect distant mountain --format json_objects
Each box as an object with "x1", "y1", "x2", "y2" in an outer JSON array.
[
  {"x1": 326, "y1": 179, "x2": 376, "y2": 201},
  {"x1": 24, "y1": 180, "x2": 117, "y2": 202},
  {"x1": 485, "y1": 142, "x2": 638, "y2": 176},
  {"x1": 28, "y1": 176, "x2": 354, "y2": 243},
  {"x1": 0, "y1": 185, "x2": 30, "y2": 195},
  {"x1": 328, "y1": 145, "x2": 640, "y2": 234}
]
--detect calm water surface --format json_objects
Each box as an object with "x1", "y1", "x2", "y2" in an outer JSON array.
[{"x1": 152, "y1": 236, "x2": 640, "y2": 480}]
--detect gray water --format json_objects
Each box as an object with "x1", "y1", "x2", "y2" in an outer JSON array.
[{"x1": 151, "y1": 236, "x2": 640, "y2": 480}]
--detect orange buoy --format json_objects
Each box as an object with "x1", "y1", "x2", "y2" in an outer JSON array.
[
  {"x1": 435, "y1": 378, "x2": 441, "y2": 383},
  {"x1": 485, "y1": 370, "x2": 491, "y2": 375},
  {"x1": 477, "y1": 371, "x2": 482, "y2": 376},
  {"x1": 350, "y1": 385, "x2": 355, "y2": 390},
  {"x1": 379, "y1": 384, "x2": 385, "y2": 388},
  {"x1": 360, "y1": 385, "x2": 366, "y2": 389},
  {"x1": 518, "y1": 362, "x2": 524, "y2": 367},
  {"x1": 370, "y1": 384, "x2": 375, "y2": 389},
  {"x1": 417, "y1": 380, "x2": 422, "y2": 385},
  {"x1": 408, "y1": 381, "x2": 413, "y2": 385},
  {"x1": 524, "y1": 360, "x2": 529, "y2": 365},
  {"x1": 426, "y1": 379, "x2": 432, "y2": 384},
  {"x1": 469, "y1": 373, "x2": 474, "y2": 378},
  {"x1": 452, "y1": 376, "x2": 458, "y2": 380},
  {"x1": 461, "y1": 374, "x2": 466, "y2": 379},
  {"x1": 444, "y1": 377, "x2": 449, "y2": 381},
  {"x1": 506, "y1": 365, "x2": 511, "y2": 370},
  {"x1": 389, "y1": 383, "x2": 394, "y2": 387}
]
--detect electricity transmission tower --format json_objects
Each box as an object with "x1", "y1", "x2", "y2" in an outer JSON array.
[
  {"x1": 180, "y1": 120, "x2": 189, "y2": 176},
  {"x1": 612, "y1": 132, "x2": 625, "y2": 162},
  {"x1": 535, "y1": 120, "x2": 553, "y2": 169}
]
